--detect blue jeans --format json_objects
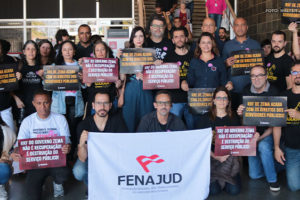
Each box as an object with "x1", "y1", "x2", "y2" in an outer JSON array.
[
  {"x1": 209, "y1": 174, "x2": 241, "y2": 195},
  {"x1": 170, "y1": 103, "x2": 194, "y2": 130},
  {"x1": 73, "y1": 159, "x2": 88, "y2": 186},
  {"x1": 0, "y1": 163, "x2": 11, "y2": 184},
  {"x1": 248, "y1": 135, "x2": 277, "y2": 183},
  {"x1": 209, "y1": 13, "x2": 222, "y2": 33},
  {"x1": 285, "y1": 147, "x2": 300, "y2": 191}
]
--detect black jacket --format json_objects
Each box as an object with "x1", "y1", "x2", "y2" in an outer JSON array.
[{"x1": 137, "y1": 111, "x2": 186, "y2": 132}]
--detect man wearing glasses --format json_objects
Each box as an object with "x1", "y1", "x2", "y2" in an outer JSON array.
[
  {"x1": 274, "y1": 61, "x2": 300, "y2": 192},
  {"x1": 73, "y1": 91, "x2": 128, "y2": 192},
  {"x1": 137, "y1": 90, "x2": 186, "y2": 132},
  {"x1": 147, "y1": 15, "x2": 174, "y2": 61},
  {"x1": 237, "y1": 65, "x2": 281, "y2": 192}
]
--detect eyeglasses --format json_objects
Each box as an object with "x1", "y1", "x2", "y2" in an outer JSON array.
[
  {"x1": 250, "y1": 74, "x2": 266, "y2": 79},
  {"x1": 291, "y1": 71, "x2": 300, "y2": 75},
  {"x1": 151, "y1": 24, "x2": 164, "y2": 29},
  {"x1": 156, "y1": 101, "x2": 171, "y2": 106},
  {"x1": 215, "y1": 97, "x2": 228, "y2": 101},
  {"x1": 94, "y1": 102, "x2": 110, "y2": 106}
]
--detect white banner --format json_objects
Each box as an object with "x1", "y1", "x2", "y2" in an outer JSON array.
[{"x1": 88, "y1": 129, "x2": 212, "y2": 200}]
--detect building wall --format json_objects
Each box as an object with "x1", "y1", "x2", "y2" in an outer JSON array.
[{"x1": 237, "y1": 0, "x2": 292, "y2": 48}]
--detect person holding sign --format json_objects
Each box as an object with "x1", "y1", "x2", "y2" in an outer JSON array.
[
  {"x1": 164, "y1": 26, "x2": 194, "y2": 129},
  {"x1": 14, "y1": 40, "x2": 43, "y2": 123},
  {"x1": 274, "y1": 61, "x2": 300, "y2": 191},
  {"x1": 237, "y1": 65, "x2": 281, "y2": 191},
  {"x1": 73, "y1": 91, "x2": 128, "y2": 194},
  {"x1": 137, "y1": 90, "x2": 186, "y2": 132},
  {"x1": 83, "y1": 40, "x2": 123, "y2": 117},
  {"x1": 196, "y1": 86, "x2": 242, "y2": 195},
  {"x1": 265, "y1": 30, "x2": 293, "y2": 92},
  {"x1": 11, "y1": 90, "x2": 71, "y2": 199},
  {"x1": 0, "y1": 116, "x2": 16, "y2": 199},
  {"x1": 52, "y1": 40, "x2": 84, "y2": 157},
  {"x1": 118, "y1": 27, "x2": 155, "y2": 132},
  {"x1": 222, "y1": 18, "x2": 260, "y2": 109},
  {"x1": 0, "y1": 39, "x2": 21, "y2": 132},
  {"x1": 187, "y1": 32, "x2": 230, "y2": 90}
]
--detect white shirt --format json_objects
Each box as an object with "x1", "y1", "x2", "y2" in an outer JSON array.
[{"x1": 16, "y1": 112, "x2": 71, "y2": 147}]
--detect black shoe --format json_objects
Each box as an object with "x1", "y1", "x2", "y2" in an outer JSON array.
[{"x1": 269, "y1": 182, "x2": 280, "y2": 192}]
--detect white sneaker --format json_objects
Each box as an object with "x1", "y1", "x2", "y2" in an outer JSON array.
[
  {"x1": 53, "y1": 182, "x2": 64, "y2": 198},
  {"x1": 0, "y1": 185, "x2": 7, "y2": 200}
]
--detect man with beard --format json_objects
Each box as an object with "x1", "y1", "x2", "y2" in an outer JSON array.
[
  {"x1": 137, "y1": 90, "x2": 186, "y2": 132},
  {"x1": 222, "y1": 18, "x2": 260, "y2": 110},
  {"x1": 164, "y1": 27, "x2": 194, "y2": 129},
  {"x1": 75, "y1": 24, "x2": 93, "y2": 59},
  {"x1": 218, "y1": 27, "x2": 228, "y2": 54},
  {"x1": 265, "y1": 31, "x2": 293, "y2": 92},
  {"x1": 237, "y1": 65, "x2": 280, "y2": 192},
  {"x1": 147, "y1": 15, "x2": 174, "y2": 61},
  {"x1": 73, "y1": 91, "x2": 128, "y2": 188},
  {"x1": 273, "y1": 61, "x2": 300, "y2": 191}
]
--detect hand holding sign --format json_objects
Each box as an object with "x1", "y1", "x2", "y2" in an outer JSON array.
[{"x1": 285, "y1": 109, "x2": 300, "y2": 119}]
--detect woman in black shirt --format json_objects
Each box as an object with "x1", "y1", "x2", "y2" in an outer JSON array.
[
  {"x1": 196, "y1": 86, "x2": 241, "y2": 195},
  {"x1": 14, "y1": 40, "x2": 43, "y2": 121}
]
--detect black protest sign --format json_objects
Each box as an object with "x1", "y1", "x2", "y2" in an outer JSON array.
[
  {"x1": 44, "y1": 65, "x2": 80, "y2": 91},
  {"x1": 243, "y1": 96, "x2": 287, "y2": 126},
  {"x1": 120, "y1": 48, "x2": 156, "y2": 74},
  {"x1": 231, "y1": 50, "x2": 264, "y2": 76},
  {"x1": 281, "y1": 0, "x2": 300, "y2": 24},
  {"x1": 188, "y1": 88, "x2": 215, "y2": 114},
  {"x1": 0, "y1": 64, "x2": 18, "y2": 92}
]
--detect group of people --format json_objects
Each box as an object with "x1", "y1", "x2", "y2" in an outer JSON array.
[{"x1": 0, "y1": 1, "x2": 299, "y2": 199}]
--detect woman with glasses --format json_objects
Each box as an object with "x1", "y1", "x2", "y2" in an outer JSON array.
[{"x1": 196, "y1": 86, "x2": 242, "y2": 195}]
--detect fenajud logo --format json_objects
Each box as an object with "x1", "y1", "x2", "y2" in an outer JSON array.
[
  {"x1": 136, "y1": 154, "x2": 164, "y2": 173},
  {"x1": 118, "y1": 154, "x2": 182, "y2": 186}
]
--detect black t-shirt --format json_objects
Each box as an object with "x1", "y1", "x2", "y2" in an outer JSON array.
[
  {"x1": 156, "y1": 0, "x2": 177, "y2": 12},
  {"x1": 18, "y1": 64, "x2": 42, "y2": 115},
  {"x1": 265, "y1": 53, "x2": 293, "y2": 92},
  {"x1": 196, "y1": 112, "x2": 240, "y2": 151},
  {"x1": 0, "y1": 57, "x2": 17, "y2": 111},
  {"x1": 75, "y1": 43, "x2": 93, "y2": 60},
  {"x1": 241, "y1": 84, "x2": 280, "y2": 135},
  {"x1": 281, "y1": 89, "x2": 300, "y2": 149},
  {"x1": 146, "y1": 38, "x2": 174, "y2": 61},
  {"x1": 76, "y1": 112, "x2": 128, "y2": 144},
  {"x1": 165, "y1": 50, "x2": 193, "y2": 103},
  {"x1": 196, "y1": 112, "x2": 240, "y2": 130},
  {"x1": 86, "y1": 82, "x2": 117, "y2": 116}
]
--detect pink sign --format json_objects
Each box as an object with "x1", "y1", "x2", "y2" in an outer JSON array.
[{"x1": 18, "y1": 136, "x2": 66, "y2": 170}]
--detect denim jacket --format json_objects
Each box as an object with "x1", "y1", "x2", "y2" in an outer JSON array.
[
  {"x1": 51, "y1": 90, "x2": 84, "y2": 117},
  {"x1": 50, "y1": 61, "x2": 84, "y2": 117}
]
